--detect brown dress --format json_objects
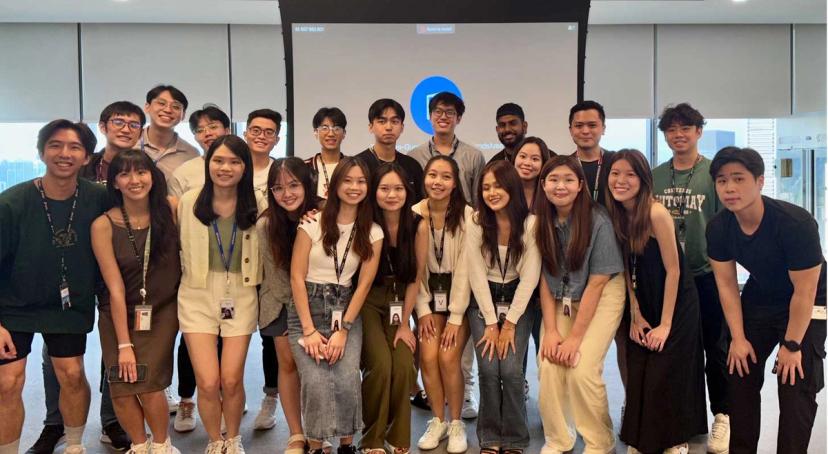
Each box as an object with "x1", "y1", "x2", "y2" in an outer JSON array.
[{"x1": 98, "y1": 214, "x2": 181, "y2": 397}]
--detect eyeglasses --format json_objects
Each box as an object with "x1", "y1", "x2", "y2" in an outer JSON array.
[
  {"x1": 248, "y1": 126, "x2": 277, "y2": 138},
  {"x1": 431, "y1": 109, "x2": 458, "y2": 119},
  {"x1": 109, "y1": 118, "x2": 142, "y2": 130},
  {"x1": 195, "y1": 123, "x2": 224, "y2": 135},
  {"x1": 316, "y1": 125, "x2": 344, "y2": 135},
  {"x1": 270, "y1": 182, "x2": 303, "y2": 195},
  {"x1": 152, "y1": 99, "x2": 184, "y2": 112}
]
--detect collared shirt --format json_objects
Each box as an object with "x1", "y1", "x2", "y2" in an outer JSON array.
[
  {"x1": 408, "y1": 136, "x2": 485, "y2": 206},
  {"x1": 137, "y1": 127, "x2": 200, "y2": 182}
]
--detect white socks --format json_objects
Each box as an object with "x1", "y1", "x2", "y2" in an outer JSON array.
[{"x1": 64, "y1": 424, "x2": 85, "y2": 446}]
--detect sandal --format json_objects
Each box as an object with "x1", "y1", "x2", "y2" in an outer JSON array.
[{"x1": 285, "y1": 434, "x2": 307, "y2": 454}]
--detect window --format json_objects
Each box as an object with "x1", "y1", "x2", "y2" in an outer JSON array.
[
  {"x1": 602, "y1": 119, "x2": 652, "y2": 164},
  {"x1": 0, "y1": 123, "x2": 47, "y2": 192}
]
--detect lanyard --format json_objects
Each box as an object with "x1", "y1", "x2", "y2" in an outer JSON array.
[
  {"x1": 494, "y1": 241, "x2": 512, "y2": 300},
  {"x1": 427, "y1": 201, "x2": 447, "y2": 273},
  {"x1": 384, "y1": 249, "x2": 398, "y2": 296},
  {"x1": 572, "y1": 150, "x2": 603, "y2": 201},
  {"x1": 554, "y1": 222, "x2": 570, "y2": 294},
  {"x1": 95, "y1": 158, "x2": 108, "y2": 185},
  {"x1": 211, "y1": 219, "x2": 238, "y2": 282},
  {"x1": 427, "y1": 136, "x2": 460, "y2": 157},
  {"x1": 121, "y1": 206, "x2": 151, "y2": 304},
  {"x1": 333, "y1": 224, "x2": 358, "y2": 287},
  {"x1": 35, "y1": 178, "x2": 79, "y2": 283},
  {"x1": 317, "y1": 154, "x2": 333, "y2": 193},
  {"x1": 669, "y1": 155, "x2": 702, "y2": 235},
  {"x1": 629, "y1": 253, "x2": 638, "y2": 291},
  {"x1": 370, "y1": 145, "x2": 396, "y2": 163}
]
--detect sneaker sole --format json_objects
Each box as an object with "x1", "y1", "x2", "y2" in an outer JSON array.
[
  {"x1": 99, "y1": 434, "x2": 129, "y2": 452},
  {"x1": 173, "y1": 424, "x2": 197, "y2": 433},
  {"x1": 253, "y1": 421, "x2": 276, "y2": 431}
]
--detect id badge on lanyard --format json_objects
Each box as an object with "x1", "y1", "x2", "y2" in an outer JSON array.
[
  {"x1": 561, "y1": 283, "x2": 573, "y2": 318},
  {"x1": 134, "y1": 304, "x2": 153, "y2": 331},
  {"x1": 389, "y1": 300, "x2": 403, "y2": 325},
  {"x1": 495, "y1": 300, "x2": 509, "y2": 324},
  {"x1": 331, "y1": 309, "x2": 343, "y2": 332},
  {"x1": 59, "y1": 281, "x2": 72, "y2": 310},
  {"x1": 220, "y1": 281, "x2": 235, "y2": 320},
  {"x1": 433, "y1": 291, "x2": 448, "y2": 312}
]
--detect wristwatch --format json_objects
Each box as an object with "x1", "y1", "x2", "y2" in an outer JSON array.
[
  {"x1": 780, "y1": 339, "x2": 801, "y2": 352},
  {"x1": 341, "y1": 320, "x2": 353, "y2": 331}
]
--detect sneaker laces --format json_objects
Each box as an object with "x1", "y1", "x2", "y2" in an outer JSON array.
[
  {"x1": 424, "y1": 418, "x2": 443, "y2": 436},
  {"x1": 179, "y1": 403, "x2": 194, "y2": 419},
  {"x1": 261, "y1": 396, "x2": 277, "y2": 413},
  {"x1": 448, "y1": 421, "x2": 465, "y2": 436},
  {"x1": 206, "y1": 440, "x2": 224, "y2": 454}
]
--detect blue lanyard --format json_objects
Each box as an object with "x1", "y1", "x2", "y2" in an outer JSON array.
[{"x1": 211, "y1": 220, "x2": 238, "y2": 275}]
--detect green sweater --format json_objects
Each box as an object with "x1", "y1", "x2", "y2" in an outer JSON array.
[
  {"x1": 652, "y1": 157, "x2": 722, "y2": 276},
  {"x1": 0, "y1": 178, "x2": 109, "y2": 333}
]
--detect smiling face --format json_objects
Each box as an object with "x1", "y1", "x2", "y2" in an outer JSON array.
[
  {"x1": 209, "y1": 145, "x2": 245, "y2": 189},
  {"x1": 245, "y1": 117, "x2": 279, "y2": 157},
  {"x1": 100, "y1": 113, "x2": 143, "y2": 151},
  {"x1": 430, "y1": 101, "x2": 461, "y2": 136},
  {"x1": 144, "y1": 90, "x2": 184, "y2": 129},
  {"x1": 715, "y1": 162, "x2": 764, "y2": 213},
  {"x1": 375, "y1": 171, "x2": 407, "y2": 212},
  {"x1": 315, "y1": 117, "x2": 346, "y2": 152},
  {"x1": 664, "y1": 122, "x2": 702, "y2": 156},
  {"x1": 514, "y1": 142, "x2": 544, "y2": 181},
  {"x1": 194, "y1": 116, "x2": 228, "y2": 152},
  {"x1": 608, "y1": 158, "x2": 641, "y2": 205},
  {"x1": 270, "y1": 167, "x2": 305, "y2": 213},
  {"x1": 481, "y1": 171, "x2": 510, "y2": 212},
  {"x1": 337, "y1": 165, "x2": 368, "y2": 206},
  {"x1": 569, "y1": 109, "x2": 605, "y2": 151},
  {"x1": 495, "y1": 114, "x2": 527, "y2": 148},
  {"x1": 542, "y1": 164, "x2": 582, "y2": 210},
  {"x1": 40, "y1": 129, "x2": 90, "y2": 180},
  {"x1": 424, "y1": 159, "x2": 456, "y2": 202},
  {"x1": 114, "y1": 166, "x2": 153, "y2": 202}
]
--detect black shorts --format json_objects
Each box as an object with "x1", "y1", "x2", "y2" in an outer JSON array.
[
  {"x1": 259, "y1": 307, "x2": 288, "y2": 337},
  {"x1": 0, "y1": 331, "x2": 87, "y2": 366}
]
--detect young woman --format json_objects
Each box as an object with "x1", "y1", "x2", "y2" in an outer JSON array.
[
  {"x1": 512, "y1": 136, "x2": 554, "y2": 212},
  {"x1": 414, "y1": 156, "x2": 474, "y2": 453},
  {"x1": 606, "y1": 149, "x2": 706, "y2": 454},
  {"x1": 288, "y1": 157, "x2": 383, "y2": 454},
  {"x1": 91, "y1": 150, "x2": 181, "y2": 454},
  {"x1": 462, "y1": 160, "x2": 541, "y2": 454},
  {"x1": 257, "y1": 157, "x2": 320, "y2": 453},
  {"x1": 534, "y1": 155, "x2": 626, "y2": 454},
  {"x1": 359, "y1": 163, "x2": 424, "y2": 454},
  {"x1": 177, "y1": 135, "x2": 262, "y2": 454}
]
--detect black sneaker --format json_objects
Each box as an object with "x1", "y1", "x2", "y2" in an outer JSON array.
[
  {"x1": 100, "y1": 421, "x2": 131, "y2": 451},
  {"x1": 411, "y1": 390, "x2": 431, "y2": 411},
  {"x1": 336, "y1": 444, "x2": 357, "y2": 454},
  {"x1": 25, "y1": 425, "x2": 65, "y2": 454}
]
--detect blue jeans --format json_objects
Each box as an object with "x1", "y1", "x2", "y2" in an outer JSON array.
[
  {"x1": 288, "y1": 282, "x2": 363, "y2": 440},
  {"x1": 468, "y1": 280, "x2": 533, "y2": 449},
  {"x1": 42, "y1": 344, "x2": 118, "y2": 427}
]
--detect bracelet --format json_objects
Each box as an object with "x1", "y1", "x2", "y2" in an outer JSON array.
[
  {"x1": 303, "y1": 329, "x2": 318, "y2": 338},
  {"x1": 117, "y1": 343, "x2": 134, "y2": 350}
]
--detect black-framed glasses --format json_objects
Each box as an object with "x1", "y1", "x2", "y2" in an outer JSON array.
[
  {"x1": 248, "y1": 126, "x2": 277, "y2": 138},
  {"x1": 431, "y1": 108, "x2": 458, "y2": 119},
  {"x1": 316, "y1": 125, "x2": 344, "y2": 135},
  {"x1": 108, "y1": 118, "x2": 142, "y2": 130}
]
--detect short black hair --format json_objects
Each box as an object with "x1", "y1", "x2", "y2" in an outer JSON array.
[
  {"x1": 99, "y1": 101, "x2": 146, "y2": 126},
  {"x1": 496, "y1": 103, "x2": 525, "y2": 121},
  {"x1": 428, "y1": 92, "x2": 465, "y2": 117},
  {"x1": 188, "y1": 106, "x2": 230, "y2": 133},
  {"x1": 247, "y1": 109, "x2": 283, "y2": 133},
  {"x1": 710, "y1": 146, "x2": 765, "y2": 179},
  {"x1": 313, "y1": 107, "x2": 347, "y2": 129},
  {"x1": 658, "y1": 103, "x2": 706, "y2": 131},
  {"x1": 145, "y1": 85, "x2": 188, "y2": 110},
  {"x1": 368, "y1": 98, "x2": 405, "y2": 123},
  {"x1": 568, "y1": 100, "x2": 606, "y2": 125},
  {"x1": 37, "y1": 119, "x2": 97, "y2": 157}
]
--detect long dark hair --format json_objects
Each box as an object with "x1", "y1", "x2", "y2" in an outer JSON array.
[
  {"x1": 534, "y1": 156, "x2": 594, "y2": 276},
  {"x1": 605, "y1": 149, "x2": 654, "y2": 256},
  {"x1": 512, "y1": 136, "x2": 555, "y2": 166},
  {"x1": 475, "y1": 160, "x2": 528, "y2": 268},
  {"x1": 320, "y1": 157, "x2": 375, "y2": 260},
  {"x1": 423, "y1": 155, "x2": 467, "y2": 235},
  {"x1": 371, "y1": 162, "x2": 417, "y2": 284},
  {"x1": 193, "y1": 135, "x2": 258, "y2": 230},
  {"x1": 106, "y1": 149, "x2": 176, "y2": 264},
  {"x1": 262, "y1": 157, "x2": 318, "y2": 270}
]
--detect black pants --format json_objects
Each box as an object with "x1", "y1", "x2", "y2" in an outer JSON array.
[
  {"x1": 728, "y1": 305, "x2": 826, "y2": 454},
  {"x1": 695, "y1": 272, "x2": 729, "y2": 415},
  {"x1": 261, "y1": 334, "x2": 278, "y2": 393}
]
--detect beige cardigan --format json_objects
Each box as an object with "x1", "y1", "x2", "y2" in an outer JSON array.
[{"x1": 177, "y1": 189, "x2": 262, "y2": 289}]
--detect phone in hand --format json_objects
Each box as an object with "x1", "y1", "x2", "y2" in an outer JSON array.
[{"x1": 107, "y1": 364, "x2": 148, "y2": 383}]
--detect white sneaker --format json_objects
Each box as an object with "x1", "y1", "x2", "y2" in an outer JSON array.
[
  {"x1": 127, "y1": 439, "x2": 151, "y2": 454},
  {"x1": 663, "y1": 442, "x2": 689, "y2": 454},
  {"x1": 204, "y1": 440, "x2": 224, "y2": 454},
  {"x1": 417, "y1": 417, "x2": 448, "y2": 450},
  {"x1": 446, "y1": 420, "x2": 468, "y2": 453},
  {"x1": 253, "y1": 394, "x2": 278, "y2": 430},
  {"x1": 224, "y1": 435, "x2": 246, "y2": 454},
  {"x1": 174, "y1": 399, "x2": 197, "y2": 432},
  {"x1": 708, "y1": 413, "x2": 730, "y2": 454},
  {"x1": 63, "y1": 445, "x2": 87, "y2": 454},
  {"x1": 164, "y1": 388, "x2": 179, "y2": 414},
  {"x1": 151, "y1": 437, "x2": 181, "y2": 454},
  {"x1": 461, "y1": 392, "x2": 478, "y2": 420}
]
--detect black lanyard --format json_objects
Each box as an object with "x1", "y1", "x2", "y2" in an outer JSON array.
[
  {"x1": 211, "y1": 219, "x2": 238, "y2": 281},
  {"x1": 35, "y1": 178, "x2": 79, "y2": 284},
  {"x1": 384, "y1": 249, "x2": 399, "y2": 297},
  {"x1": 316, "y1": 153, "x2": 334, "y2": 193},
  {"x1": 333, "y1": 223, "x2": 358, "y2": 288},
  {"x1": 629, "y1": 253, "x2": 638, "y2": 291},
  {"x1": 121, "y1": 206, "x2": 151, "y2": 304},
  {"x1": 494, "y1": 242, "x2": 512, "y2": 300},
  {"x1": 572, "y1": 150, "x2": 603, "y2": 201},
  {"x1": 427, "y1": 137, "x2": 459, "y2": 157},
  {"x1": 669, "y1": 155, "x2": 702, "y2": 235},
  {"x1": 427, "y1": 202, "x2": 447, "y2": 272},
  {"x1": 554, "y1": 222, "x2": 570, "y2": 294}
]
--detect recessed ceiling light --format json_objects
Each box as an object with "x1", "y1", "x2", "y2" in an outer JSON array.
[{"x1": 733, "y1": 0, "x2": 748, "y2": 2}]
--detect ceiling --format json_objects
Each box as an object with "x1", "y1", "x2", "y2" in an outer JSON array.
[{"x1": 0, "y1": 0, "x2": 824, "y2": 24}]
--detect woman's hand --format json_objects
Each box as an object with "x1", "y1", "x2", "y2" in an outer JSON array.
[
  {"x1": 629, "y1": 310, "x2": 653, "y2": 347},
  {"x1": 645, "y1": 324, "x2": 671, "y2": 352},
  {"x1": 418, "y1": 314, "x2": 437, "y2": 343},
  {"x1": 299, "y1": 209, "x2": 319, "y2": 225},
  {"x1": 118, "y1": 346, "x2": 137, "y2": 383},
  {"x1": 496, "y1": 322, "x2": 517, "y2": 360},
  {"x1": 540, "y1": 329, "x2": 563, "y2": 364},
  {"x1": 476, "y1": 324, "x2": 500, "y2": 361},
  {"x1": 440, "y1": 322, "x2": 461, "y2": 351},
  {"x1": 555, "y1": 334, "x2": 582, "y2": 368},
  {"x1": 303, "y1": 330, "x2": 328, "y2": 365},
  {"x1": 326, "y1": 329, "x2": 348, "y2": 365},
  {"x1": 394, "y1": 324, "x2": 417, "y2": 353}
]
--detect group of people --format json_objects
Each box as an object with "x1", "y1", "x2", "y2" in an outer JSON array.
[{"x1": 0, "y1": 85, "x2": 824, "y2": 454}]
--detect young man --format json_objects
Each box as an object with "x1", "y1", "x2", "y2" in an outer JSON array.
[
  {"x1": 0, "y1": 120, "x2": 111, "y2": 454},
  {"x1": 244, "y1": 109, "x2": 282, "y2": 207},
  {"x1": 652, "y1": 103, "x2": 730, "y2": 453},
  {"x1": 168, "y1": 105, "x2": 231, "y2": 198},
  {"x1": 568, "y1": 100, "x2": 614, "y2": 207},
  {"x1": 140, "y1": 85, "x2": 199, "y2": 181},
  {"x1": 81, "y1": 101, "x2": 146, "y2": 184},
  {"x1": 355, "y1": 99, "x2": 424, "y2": 200},
  {"x1": 706, "y1": 147, "x2": 826, "y2": 454},
  {"x1": 408, "y1": 92, "x2": 485, "y2": 206},
  {"x1": 488, "y1": 102, "x2": 528, "y2": 164},
  {"x1": 304, "y1": 107, "x2": 347, "y2": 199}
]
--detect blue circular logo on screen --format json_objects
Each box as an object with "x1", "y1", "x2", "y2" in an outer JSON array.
[{"x1": 410, "y1": 76, "x2": 463, "y2": 135}]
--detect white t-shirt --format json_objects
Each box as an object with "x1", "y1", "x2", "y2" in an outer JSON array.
[
  {"x1": 168, "y1": 156, "x2": 204, "y2": 198},
  {"x1": 300, "y1": 213, "x2": 384, "y2": 285},
  {"x1": 315, "y1": 156, "x2": 338, "y2": 199},
  {"x1": 253, "y1": 160, "x2": 273, "y2": 195}
]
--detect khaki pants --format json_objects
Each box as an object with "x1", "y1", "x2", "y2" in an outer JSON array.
[{"x1": 538, "y1": 274, "x2": 626, "y2": 453}]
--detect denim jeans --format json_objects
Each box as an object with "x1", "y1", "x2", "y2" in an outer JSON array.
[
  {"x1": 467, "y1": 280, "x2": 533, "y2": 449},
  {"x1": 42, "y1": 344, "x2": 118, "y2": 427},
  {"x1": 288, "y1": 282, "x2": 363, "y2": 440}
]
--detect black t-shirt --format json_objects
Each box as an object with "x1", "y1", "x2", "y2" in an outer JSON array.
[
  {"x1": 706, "y1": 196, "x2": 827, "y2": 307},
  {"x1": 576, "y1": 149, "x2": 614, "y2": 207},
  {"x1": 355, "y1": 148, "x2": 424, "y2": 201},
  {"x1": 488, "y1": 148, "x2": 512, "y2": 164}
]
